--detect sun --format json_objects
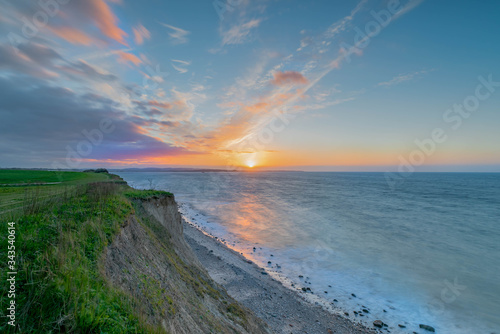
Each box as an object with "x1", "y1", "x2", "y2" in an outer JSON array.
[{"x1": 246, "y1": 161, "x2": 256, "y2": 168}]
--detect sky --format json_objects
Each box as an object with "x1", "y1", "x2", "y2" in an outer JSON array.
[{"x1": 0, "y1": 0, "x2": 499, "y2": 171}]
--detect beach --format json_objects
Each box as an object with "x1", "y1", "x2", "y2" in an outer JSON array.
[{"x1": 183, "y1": 220, "x2": 372, "y2": 334}]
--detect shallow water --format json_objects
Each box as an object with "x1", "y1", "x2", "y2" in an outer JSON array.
[{"x1": 117, "y1": 171, "x2": 500, "y2": 334}]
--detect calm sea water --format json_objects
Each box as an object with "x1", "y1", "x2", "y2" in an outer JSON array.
[{"x1": 117, "y1": 171, "x2": 500, "y2": 333}]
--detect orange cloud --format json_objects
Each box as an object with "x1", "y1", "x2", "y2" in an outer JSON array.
[
  {"x1": 47, "y1": 0, "x2": 128, "y2": 46},
  {"x1": 88, "y1": 0, "x2": 128, "y2": 46},
  {"x1": 117, "y1": 51, "x2": 142, "y2": 66},
  {"x1": 271, "y1": 71, "x2": 308, "y2": 86},
  {"x1": 148, "y1": 100, "x2": 172, "y2": 109},
  {"x1": 244, "y1": 102, "x2": 270, "y2": 113},
  {"x1": 48, "y1": 26, "x2": 94, "y2": 45},
  {"x1": 133, "y1": 24, "x2": 151, "y2": 45}
]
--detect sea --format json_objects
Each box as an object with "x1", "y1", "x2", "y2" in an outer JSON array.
[{"x1": 116, "y1": 171, "x2": 500, "y2": 334}]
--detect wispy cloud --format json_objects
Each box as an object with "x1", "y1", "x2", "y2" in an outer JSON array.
[
  {"x1": 159, "y1": 22, "x2": 190, "y2": 44},
  {"x1": 132, "y1": 24, "x2": 151, "y2": 45},
  {"x1": 325, "y1": 0, "x2": 368, "y2": 39},
  {"x1": 270, "y1": 71, "x2": 309, "y2": 86},
  {"x1": 171, "y1": 59, "x2": 191, "y2": 74},
  {"x1": 3, "y1": 0, "x2": 129, "y2": 46},
  {"x1": 221, "y1": 19, "x2": 262, "y2": 46},
  {"x1": 377, "y1": 70, "x2": 431, "y2": 87},
  {"x1": 202, "y1": 0, "x2": 425, "y2": 155},
  {"x1": 392, "y1": 0, "x2": 426, "y2": 20},
  {"x1": 117, "y1": 51, "x2": 142, "y2": 66}
]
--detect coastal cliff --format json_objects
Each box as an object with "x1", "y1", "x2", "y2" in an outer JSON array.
[
  {"x1": 0, "y1": 173, "x2": 269, "y2": 333},
  {"x1": 104, "y1": 194, "x2": 271, "y2": 334}
]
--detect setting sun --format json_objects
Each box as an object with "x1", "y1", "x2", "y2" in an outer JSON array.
[{"x1": 246, "y1": 161, "x2": 256, "y2": 168}]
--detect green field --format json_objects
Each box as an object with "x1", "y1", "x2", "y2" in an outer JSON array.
[
  {"x1": 0, "y1": 170, "x2": 91, "y2": 185},
  {"x1": 0, "y1": 170, "x2": 170, "y2": 333},
  {"x1": 0, "y1": 170, "x2": 111, "y2": 218}
]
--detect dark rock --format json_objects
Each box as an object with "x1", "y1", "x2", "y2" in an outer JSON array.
[
  {"x1": 333, "y1": 299, "x2": 338, "y2": 302},
  {"x1": 324, "y1": 291, "x2": 328, "y2": 293},
  {"x1": 344, "y1": 312, "x2": 349, "y2": 316},
  {"x1": 351, "y1": 293, "x2": 357, "y2": 297},
  {"x1": 299, "y1": 275, "x2": 304, "y2": 278},
  {"x1": 267, "y1": 261, "x2": 272, "y2": 264},
  {"x1": 302, "y1": 287, "x2": 307, "y2": 292},
  {"x1": 398, "y1": 324, "x2": 406, "y2": 328},
  {"x1": 261, "y1": 272, "x2": 268, "y2": 275},
  {"x1": 373, "y1": 320, "x2": 384, "y2": 328},
  {"x1": 362, "y1": 309, "x2": 369, "y2": 313},
  {"x1": 419, "y1": 324, "x2": 435, "y2": 332}
]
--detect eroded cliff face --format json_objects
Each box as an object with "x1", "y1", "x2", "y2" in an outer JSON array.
[{"x1": 103, "y1": 195, "x2": 270, "y2": 334}]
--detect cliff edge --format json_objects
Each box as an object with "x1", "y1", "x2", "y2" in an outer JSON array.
[{"x1": 104, "y1": 194, "x2": 271, "y2": 334}]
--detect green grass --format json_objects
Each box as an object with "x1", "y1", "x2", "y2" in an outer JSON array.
[
  {"x1": 0, "y1": 170, "x2": 163, "y2": 333},
  {"x1": 124, "y1": 189, "x2": 173, "y2": 200},
  {"x1": 0, "y1": 170, "x2": 93, "y2": 185},
  {"x1": 0, "y1": 170, "x2": 111, "y2": 218}
]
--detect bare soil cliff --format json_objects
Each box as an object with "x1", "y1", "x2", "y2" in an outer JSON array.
[{"x1": 104, "y1": 195, "x2": 271, "y2": 334}]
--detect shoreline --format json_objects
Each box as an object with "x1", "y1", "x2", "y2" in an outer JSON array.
[{"x1": 182, "y1": 219, "x2": 373, "y2": 334}]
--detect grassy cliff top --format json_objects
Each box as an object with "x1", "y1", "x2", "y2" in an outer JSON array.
[{"x1": 0, "y1": 170, "x2": 166, "y2": 333}]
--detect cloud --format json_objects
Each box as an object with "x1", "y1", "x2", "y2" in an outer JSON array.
[
  {"x1": 377, "y1": 70, "x2": 430, "y2": 87},
  {"x1": 0, "y1": 75, "x2": 196, "y2": 167},
  {"x1": 47, "y1": 26, "x2": 94, "y2": 46},
  {"x1": 325, "y1": 0, "x2": 367, "y2": 39},
  {"x1": 61, "y1": 60, "x2": 119, "y2": 82},
  {"x1": 0, "y1": 0, "x2": 429, "y2": 167},
  {"x1": 4, "y1": 0, "x2": 128, "y2": 46},
  {"x1": 270, "y1": 71, "x2": 309, "y2": 86},
  {"x1": 83, "y1": 0, "x2": 128, "y2": 45},
  {"x1": 171, "y1": 59, "x2": 191, "y2": 74},
  {"x1": 220, "y1": 19, "x2": 262, "y2": 46},
  {"x1": 133, "y1": 24, "x2": 151, "y2": 45},
  {"x1": 0, "y1": 43, "x2": 59, "y2": 78},
  {"x1": 117, "y1": 51, "x2": 142, "y2": 66},
  {"x1": 200, "y1": 0, "x2": 427, "y2": 157},
  {"x1": 392, "y1": 0, "x2": 426, "y2": 20},
  {"x1": 159, "y1": 22, "x2": 190, "y2": 44},
  {"x1": 134, "y1": 100, "x2": 172, "y2": 110},
  {"x1": 171, "y1": 64, "x2": 188, "y2": 74},
  {"x1": 0, "y1": 41, "x2": 121, "y2": 84},
  {"x1": 131, "y1": 87, "x2": 203, "y2": 123},
  {"x1": 52, "y1": 0, "x2": 128, "y2": 46},
  {"x1": 172, "y1": 59, "x2": 191, "y2": 65}
]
